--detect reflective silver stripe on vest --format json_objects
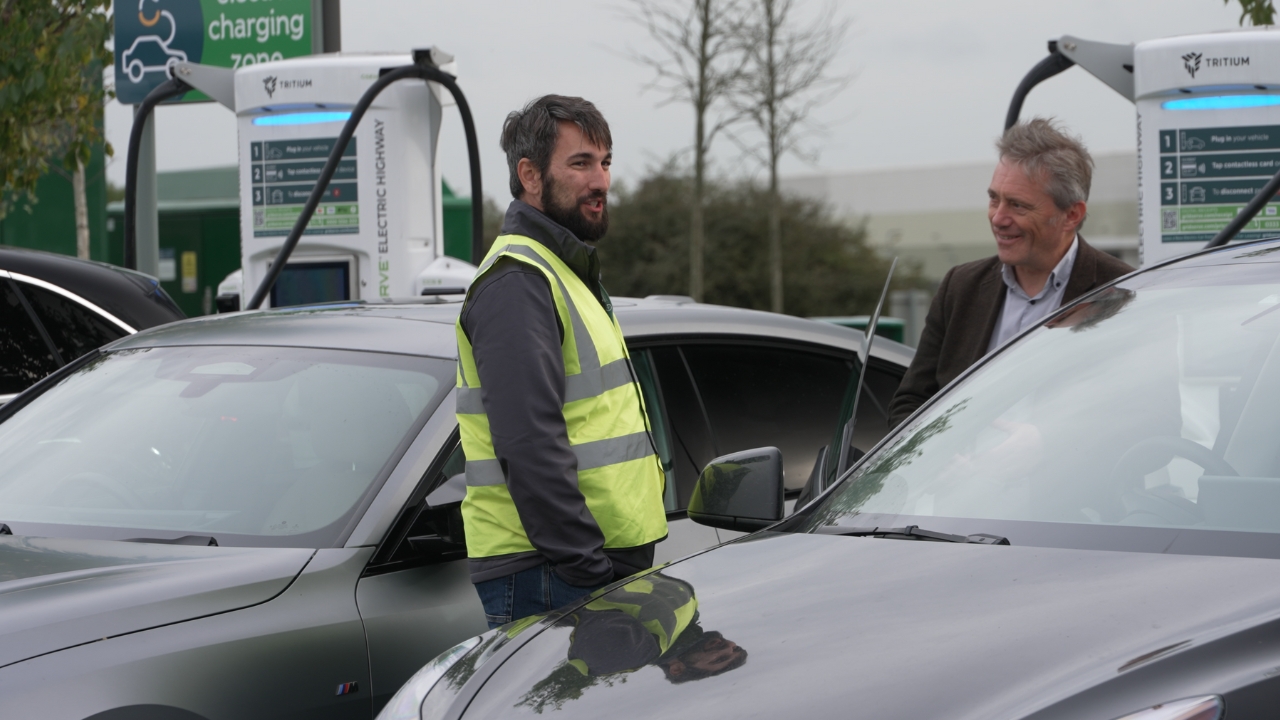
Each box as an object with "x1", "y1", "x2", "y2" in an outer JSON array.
[
  {"x1": 464, "y1": 432, "x2": 654, "y2": 487},
  {"x1": 466, "y1": 459, "x2": 506, "y2": 486},
  {"x1": 456, "y1": 386, "x2": 484, "y2": 414},
  {"x1": 461, "y1": 359, "x2": 631, "y2": 412},
  {"x1": 573, "y1": 431, "x2": 654, "y2": 471},
  {"x1": 564, "y1": 358, "x2": 633, "y2": 404}
]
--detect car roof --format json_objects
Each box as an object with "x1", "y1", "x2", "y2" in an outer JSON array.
[
  {"x1": 1141, "y1": 234, "x2": 1280, "y2": 270},
  {"x1": 0, "y1": 246, "x2": 186, "y2": 330},
  {"x1": 110, "y1": 295, "x2": 915, "y2": 367}
]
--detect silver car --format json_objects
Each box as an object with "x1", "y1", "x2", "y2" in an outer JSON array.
[{"x1": 0, "y1": 296, "x2": 910, "y2": 718}]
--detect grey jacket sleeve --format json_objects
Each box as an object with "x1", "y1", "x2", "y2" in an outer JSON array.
[{"x1": 460, "y1": 260, "x2": 614, "y2": 587}]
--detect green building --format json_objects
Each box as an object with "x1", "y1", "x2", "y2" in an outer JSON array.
[
  {"x1": 0, "y1": 143, "x2": 110, "y2": 264},
  {"x1": 103, "y1": 167, "x2": 475, "y2": 317}
]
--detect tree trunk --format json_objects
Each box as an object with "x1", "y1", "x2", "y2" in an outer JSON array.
[
  {"x1": 691, "y1": 87, "x2": 707, "y2": 302},
  {"x1": 73, "y1": 160, "x2": 89, "y2": 260},
  {"x1": 690, "y1": 160, "x2": 705, "y2": 301},
  {"x1": 764, "y1": 0, "x2": 783, "y2": 314},
  {"x1": 689, "y1": 0, "x2": 712, "y2": 303},
  {"x1": 768, "y1": 154, "x2": 782, "y2": 313}
]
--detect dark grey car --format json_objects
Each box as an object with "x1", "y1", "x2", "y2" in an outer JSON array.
[
  {"x1": 380, "y1": 239, "x2": 1280, "y2": 720},
  {"x1": 0, "y1": 296, "x2": 910, "y2": 719}
]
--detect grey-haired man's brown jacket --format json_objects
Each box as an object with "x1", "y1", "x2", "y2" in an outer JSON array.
[{"x1": 888, "y1": 237, "x2": 1134, "y2": 428}]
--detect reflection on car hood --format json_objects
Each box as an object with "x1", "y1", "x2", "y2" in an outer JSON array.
[
  {"x1": 0, "y1": 536, "x2": 313, "y2": 668},
  {"x1": 462, "y1": 532, "x2": 1280, "y2": 719}
]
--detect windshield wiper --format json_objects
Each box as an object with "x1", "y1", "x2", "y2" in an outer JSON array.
[
  {"x1": 817, "y1": 524, "x2": 1010, "y2": 545},
  {"x1": 122, "y1": 534, "x2": 219, "y2": 547}
]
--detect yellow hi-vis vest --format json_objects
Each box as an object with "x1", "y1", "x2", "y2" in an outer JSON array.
[{"x1": 455, "y1": 235, "x2": 668, "y2": 559}]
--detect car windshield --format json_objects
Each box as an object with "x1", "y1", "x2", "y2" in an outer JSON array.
[
  {"x1": 0, "y1": 345, "x2": 450, "y2": 547},
  {"x1": 801, "y1": 255, "x2": 1280, "y2": 559}
]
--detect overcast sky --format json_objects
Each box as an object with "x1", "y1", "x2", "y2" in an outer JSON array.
[{"x1": 103, "y1": 0, "x2": 1246, "y2": 199}]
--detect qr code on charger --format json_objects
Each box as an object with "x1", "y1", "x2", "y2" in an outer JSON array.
[
  {"x1": 1162, "y1": 209, "x2": 1178, "y2": 230},
  {"x1": 254, "y1": 210, "x2": 265, "y2": 226}
]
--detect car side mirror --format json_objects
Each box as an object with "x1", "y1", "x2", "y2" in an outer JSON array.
[
  {"x1": 688, "y1": 448, "x2": 784, "y2": 532},
  {"x1": 408, "y1": 473, "x2": 467, "y2": 561}
]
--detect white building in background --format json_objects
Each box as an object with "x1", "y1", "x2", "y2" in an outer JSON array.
[{"x1": 781, "y1": 152, "x2": 1140, "y2": 284}]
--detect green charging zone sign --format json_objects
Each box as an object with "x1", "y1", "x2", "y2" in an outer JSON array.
[
  {"x1": 114, "y1": 0, "x2": 313, "y2": 105},
  {"x1": 1158, "y1": 124, "x2": 1280, "y2": 243}
]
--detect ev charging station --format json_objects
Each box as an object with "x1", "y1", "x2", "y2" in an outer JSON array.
[
  {"x1": 126, "y1": 48, "x2": 480, "y2": 311},
  {"x1": 1010, "y1": 29, "x2": 1280, "y2": 266},
  {"x1": 233, "y1": 53, "x2": 474, "y2": 306},
  {"x1": 1133, "y1": 31, "x2": 1280, "y2": 265}
]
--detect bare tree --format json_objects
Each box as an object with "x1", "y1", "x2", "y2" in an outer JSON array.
[
  {"x1": 628, "y1": 0, "x2": 746, "y2": 301},
  {"x1": 734, "y1": 0, "x2": 849, "y2": 313}
]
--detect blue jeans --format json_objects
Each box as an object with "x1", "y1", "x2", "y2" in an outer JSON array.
[{"x1": 475, "y1": 564, "x2": 610, "y2": 629}]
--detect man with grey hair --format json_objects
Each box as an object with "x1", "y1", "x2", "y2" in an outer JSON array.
[
  {"x1": 455, "y1": 95, "x2": 667, "y2": 627},
  {"x1": 888, "y1": 118, "x2": 1133, "y2": 427}
]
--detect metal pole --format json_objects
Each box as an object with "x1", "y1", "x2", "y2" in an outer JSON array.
[
  {"x1": 322, "y1": 0, "x2": 341, "y2": 52},
  {"x1": 134, "y1": 114, "x2": 159, "y2": 276}
]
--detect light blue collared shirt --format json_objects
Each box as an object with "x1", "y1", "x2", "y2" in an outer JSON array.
[{"x1": 987, "y1": 236, "x2": 1079, "y2": 353}]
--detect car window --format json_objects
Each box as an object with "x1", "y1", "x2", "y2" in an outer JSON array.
[
  {"x1": 0, "y1": 345, "x2": 452, "y2": 547},
  {"x1": 16, "y1": 281, "x2": 126, "y2": 363},
  {"x1": 631, "y1": 350, "x2": 680, "y2": 513},
  {"x1": 824, "y1": 360, "x2": 905, "y2": 487},
  {"x1": 373, "y1": 439, "x2": 469, "y2": 570},
  {"x1": 648, "y1": 346, "x2": 718, "y2": 509},
  {"x1": 679, "y1": 344, "x2": 854, "y2": 492},
  {"x1": 802, "y1": 275, "x2": 1280, "y2": 558},
  {"x1": 0, "y1": 280, "x2": 61, "y2": 394}
]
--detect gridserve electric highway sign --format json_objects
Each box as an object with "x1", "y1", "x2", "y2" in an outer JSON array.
[{"x1": 114, "y1": 0, "x2": 315, "y2": 105}]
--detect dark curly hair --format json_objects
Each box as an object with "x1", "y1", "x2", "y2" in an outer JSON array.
[{"x1": 500, "y1": 95, "x2": 612, "y2": 199}]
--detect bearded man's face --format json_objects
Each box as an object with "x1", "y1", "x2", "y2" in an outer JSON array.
[{"x1": 537, "y1": 121, "x2": 611, "y2": 242}]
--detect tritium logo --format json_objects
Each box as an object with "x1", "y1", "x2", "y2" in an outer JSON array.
[
  {"x1": 1180, "y1": 52, "x2": 1250, "y2": 79},
  {"x1": 1182, "y1": 52, "x2": 1202, "y2": 79},
  {"x1": 262, "y1": 77, "x2": 312, "y2": 98}
]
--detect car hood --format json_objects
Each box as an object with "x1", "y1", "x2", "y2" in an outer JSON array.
[
  {"x1": 461, "y1": 532, "x2": 1280, "y2": 719},
  {"x1": 0, "y1": 536, "x2": 313, "y2": 668}
]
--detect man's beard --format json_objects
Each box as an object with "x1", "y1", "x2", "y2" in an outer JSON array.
[{"x1": 541, "y1": 174, "x2": 609, "y2": 242}]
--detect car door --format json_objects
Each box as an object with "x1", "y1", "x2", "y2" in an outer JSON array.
[{"x1": 354, "y1": 430, "x2": 488, "y2": 717}]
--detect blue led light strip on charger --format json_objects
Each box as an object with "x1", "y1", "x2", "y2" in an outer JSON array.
[
  {"x1": 252, "y1": 111, "x2": 353, "y2": 126},
  {"x1": 1163, "y1": 95, "x2": 1280, "y2": 111}
]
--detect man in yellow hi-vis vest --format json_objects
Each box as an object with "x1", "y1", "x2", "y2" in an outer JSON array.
[{"x1": 456, "y1": 95, "x2": 667, "y2": 628}]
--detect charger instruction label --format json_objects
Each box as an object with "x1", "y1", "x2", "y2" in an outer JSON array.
[
  {"x1": 1159, "y1": 124, "x2": 1280, "y2": 243},
  {"x1": 250, "y1": 137, "x2": 359, "y2": 237}
]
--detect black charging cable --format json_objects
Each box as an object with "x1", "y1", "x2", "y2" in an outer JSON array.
[{"x1": 124, "y1": 77, "x2": 192, "y2": 271}]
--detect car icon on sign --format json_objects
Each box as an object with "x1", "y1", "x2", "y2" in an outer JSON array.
[{"x1": 121, "y1": 35, "x2": 188, "y2": 84}]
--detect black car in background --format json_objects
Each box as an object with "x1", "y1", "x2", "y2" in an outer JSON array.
[
  {"x1": 0, "y1": 246, "x2": 185, "y2": 403},
  {"x1": 382, "y1": 238, "x2": 1280, "y2": 720}
]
